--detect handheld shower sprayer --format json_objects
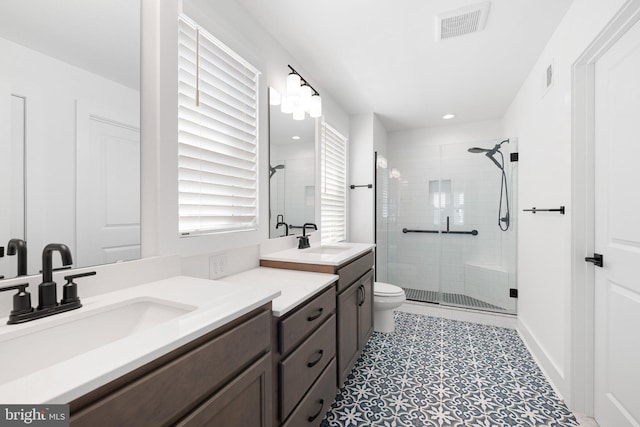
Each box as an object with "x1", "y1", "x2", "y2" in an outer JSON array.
[{"x1": 467, "y1": 139, "x2": 511, "y2": 231}]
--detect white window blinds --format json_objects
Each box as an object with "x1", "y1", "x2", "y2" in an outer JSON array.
[
  {"x1": 178, "y1": 15, "x2": 260, "y2": 235},
  {"x1": 320, "y1": 122, "x2": 347, "y2": 243}
]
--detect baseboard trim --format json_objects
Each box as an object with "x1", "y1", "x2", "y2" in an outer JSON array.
[{"x1": 517, "y1": 317, "x2": 569, "y2": 401}]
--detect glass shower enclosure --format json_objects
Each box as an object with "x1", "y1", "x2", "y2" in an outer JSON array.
[{"x1": 376, "y1": 138, "x2": 517, "y2": 314}]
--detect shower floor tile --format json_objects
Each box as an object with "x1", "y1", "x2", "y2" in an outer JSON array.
[
  {"x1": 403, "y1": 288, "x2": 506, "y2": 311},
  {"x1": 321, "y1": 312, "x2": 578, "y2": 427}
]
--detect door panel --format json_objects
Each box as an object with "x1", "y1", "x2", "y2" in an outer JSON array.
[
  {"x1": 76, "y1": 112, "x2": 140, "y2": 267},
  {"x1": 594, "y1": 17, "x2": 640, "y2": 427},
  {"x1": 358, "y1": 271, "x2": 374, "y2": 347}
]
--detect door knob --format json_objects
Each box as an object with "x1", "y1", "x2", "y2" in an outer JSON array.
[{"x1": 585, "y1": 253, "x2": 603, "y2": 267}]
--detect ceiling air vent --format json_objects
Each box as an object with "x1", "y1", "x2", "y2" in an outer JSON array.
[{"x1": 436, "y1": 2, "x2": 491, "y2": 41}]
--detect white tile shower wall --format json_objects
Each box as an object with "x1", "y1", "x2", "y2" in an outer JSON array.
[{"x1": 385, "y1": 120, "x2": 510, "y2": 298}]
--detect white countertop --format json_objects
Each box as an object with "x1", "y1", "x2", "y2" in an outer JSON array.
[
  {"x1": 221, "y1": 267, "x2": 338, "y2": 317},
  {"x1": 0, "y1": 276, "x2": 279, "y2": 404},
  {"x1": 260, "y1": 242, "x2": 375, "y2": 266}
]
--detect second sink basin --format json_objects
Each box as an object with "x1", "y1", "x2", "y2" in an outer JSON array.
[
  {"x1": 305, "y1": 245, "x2": 351, "y2": 255},
  {"x1": 0, "y1": 297, "x2": 196, "y2": 385}
]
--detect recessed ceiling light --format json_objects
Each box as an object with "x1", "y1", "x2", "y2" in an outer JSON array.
[
  {"x1": 442, "y1": 113, "x2": 456, "y2": 120},
  {"x1": 292, "y1": 136, "x2": 301, "y2": 140}
]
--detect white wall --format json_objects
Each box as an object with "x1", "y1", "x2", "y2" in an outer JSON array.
[
  {"x1": 349, "y1": 113, "x2": 389, "y2": 246},
  {"x1": 141, "y1": 0, "x2": 350, "y2": 273},
  {"x1": 502, "y1": 0, "x2": 627, "y2": 406},
  {"x1": 349, "y1": 114, "x2": 374, "y2": 243},
  {"x1": 373, "y1": 115, "x2": 389, "y2": 280}
]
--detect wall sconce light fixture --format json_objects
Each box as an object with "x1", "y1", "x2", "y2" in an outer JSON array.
[{"x1": 275, "y1": 65, "x2": 322, "y2": 120}]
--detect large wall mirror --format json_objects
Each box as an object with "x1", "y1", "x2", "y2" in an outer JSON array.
[
  {"x1": 0, "y1": 0, "x2": 141, "y2": 279},
  {"x1": 269, "y1": 88, "x2": 317, "y2": 238}
]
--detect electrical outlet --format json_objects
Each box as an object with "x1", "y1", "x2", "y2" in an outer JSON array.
[{"x1": 210, "y1": 254, "x2": 227, "y2": 278}]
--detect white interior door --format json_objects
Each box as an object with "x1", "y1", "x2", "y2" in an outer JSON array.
[
  {"x1": 76, "y1": 112, "x2": 140, "y2": 267},
  {"x1": 593, "y1": 17, "x2": 640, "y2": 427}
]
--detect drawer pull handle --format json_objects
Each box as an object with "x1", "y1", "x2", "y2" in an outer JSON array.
[
  {"x1": 307, "y1": 307, "x2": 324, "y2": 321},
  {"x1": 307, "y1": 399, "x2": 325, "y2": 422},
  {"x1": 307, "y1": 350, "x2": 324, "y2": 368}
]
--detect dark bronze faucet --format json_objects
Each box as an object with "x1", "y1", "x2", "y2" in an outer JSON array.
[
  {"x1": 0, "y1": 243, "x2": 95, "y2": 324},
  {"x1": 7, "y1": 239, "x2": 27, "y2": 276},
  {"x1": 39, "y1": 243, "x2": 73, "y2": 309},
  {"x1": 297, "y1": 223, "x2": 318, "y2": 249},
  {"x1": 276, "y1": 221, "x2": 289, "y2": 237}
]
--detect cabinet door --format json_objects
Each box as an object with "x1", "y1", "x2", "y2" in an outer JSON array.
[
  {"x1": 176, "y1": 354, "x2": 272, "y2": 427},
  {"x1": 358, "y1": 270, "x2": 374, "y2": 348},
  {"x1": 337, "y1": 283, "x2": 359, "y2": 386}
]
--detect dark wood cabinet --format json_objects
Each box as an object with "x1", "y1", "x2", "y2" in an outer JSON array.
[
  {"x1": 176, "y1": 354, "x2": 271, "y2": 427},
  {"x1": 358, "y1": 270, "x2": 374, "y2": 349},
  {"x1": 262, "y1": 250, "x2": 375, "y2": 388},
  {"x1": 337, "y1": 280, "x2": 359, "y2": 384},
  {"x1": 271, "y1": 285, "x2": 337, "y2": 426},
  {"x1": 70, "y1": 304, "x2": 273, "y2": 427},
  {"x1": 336, "y1": 263, "x2": 374, "y2": 386}
]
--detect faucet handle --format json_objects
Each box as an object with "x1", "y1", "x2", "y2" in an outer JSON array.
[
  {"x1": 0, "y1": 283, "x2": 34, "y2": 318},
  {"x1": 61, "y1": 271, "x2": 96, "y2": 305}
]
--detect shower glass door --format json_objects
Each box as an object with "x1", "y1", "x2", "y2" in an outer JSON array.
[{"x1": 376, "y1": 139, "x2": 517, "y2": 314}]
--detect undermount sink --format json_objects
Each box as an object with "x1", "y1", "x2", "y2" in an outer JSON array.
[
  {"x1": 305, "y1": 245, "x2": 351, "y2": 255},
  {"x1": 0, "y1": 298, "x2": 196, "y2": 385}
]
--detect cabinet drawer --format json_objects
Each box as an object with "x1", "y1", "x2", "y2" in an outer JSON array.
[
  {"x1": 278, "y1": 286, "x2": 335, "y2": 354},
  {"x1": 71, "y1": 309, "x2": 271, "y2": 427},
  {"x1": 282, "y1": 358, "x2": 337, "y2": 427},
  {"x1": 279, "y1": 314, "x2": 336, "y2": 421},
  {"x1": 337, "y1": 251, "x2": 374, "y2": 293}
]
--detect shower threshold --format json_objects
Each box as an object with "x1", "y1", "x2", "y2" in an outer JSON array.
[{"x1": 402, "y1": 288, "x2": 505, "y2": 312}]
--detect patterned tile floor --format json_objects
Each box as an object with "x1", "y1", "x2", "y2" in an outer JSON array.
[{"x1": 321, "y1": 312, "x2": 578, "y2": 427}]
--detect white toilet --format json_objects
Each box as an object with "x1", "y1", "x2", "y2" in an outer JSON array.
[{"x1": 373, "y1": 282, "x2": 406, "y2": 333}]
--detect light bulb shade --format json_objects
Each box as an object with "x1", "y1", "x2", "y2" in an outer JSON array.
[
  {"x1": 292, "y1": 104, "x2": 305, "y2": 120},
  {"x1": 300, "y1": 84, "x2": 312, "y2": 110},
  {"x1": 269, "y1": 87, "x2": 281, "y2": 106},
  {"x1": 281, "y1": 96, "x2": 293, "y2": 114},
  {"x1": 287, "y1": 72, "x2": 301, "y2": 98},
  {"x1": 309, "y1": 94, "x2": 322, "y2": 118}
]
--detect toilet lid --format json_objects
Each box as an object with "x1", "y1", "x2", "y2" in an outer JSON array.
[{"x1": 374, "y1": 282, "x2": 405, "y2": 297}]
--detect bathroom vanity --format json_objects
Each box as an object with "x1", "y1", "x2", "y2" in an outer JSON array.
[
  {"x1": 71, "y1": 304, "x2": 273, "y2": 426},
  {"x1": 260, "y1": 243, "x2": 375, "y2": 386},
  {"x1": 0, "y1": 275, "x2": 280, "y2": 427},
  {"x1": 222, "y1": 267, "x2": 338, "y2": 427}
]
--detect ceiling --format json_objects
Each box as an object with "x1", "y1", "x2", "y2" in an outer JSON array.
[
  {"x1": 0, "y1": 0, "x2": 139, "y2": 90},
  {"x1": 238, "y1": 0, "x2": 574, "y2": 131}
]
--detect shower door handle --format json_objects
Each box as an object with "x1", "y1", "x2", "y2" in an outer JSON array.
[{"x1": 585, "y1": 253, "x2": 603, "y2": 268}]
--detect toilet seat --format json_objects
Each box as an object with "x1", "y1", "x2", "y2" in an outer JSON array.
[{"x1": 374, "y1": 282, "x2": 405, "y2": 297}]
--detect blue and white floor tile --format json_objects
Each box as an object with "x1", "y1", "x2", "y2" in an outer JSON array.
[{"x1": 321, "y1": 312, "x2": 578, "y2": 427}]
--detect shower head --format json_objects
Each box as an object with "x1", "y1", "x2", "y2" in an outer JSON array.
[
  {"x1": 468, "y1": 147, "x2": 491, "y2": 153},
  {"x1": 269, "y1": 164, "x2": 285, "y2": 179},
  {"x1": 468, "y1": 139, "x2": 509, "y2": 155},
  {"x1": 468, "y1": 139, "x2": 510, "y2": 170}
]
